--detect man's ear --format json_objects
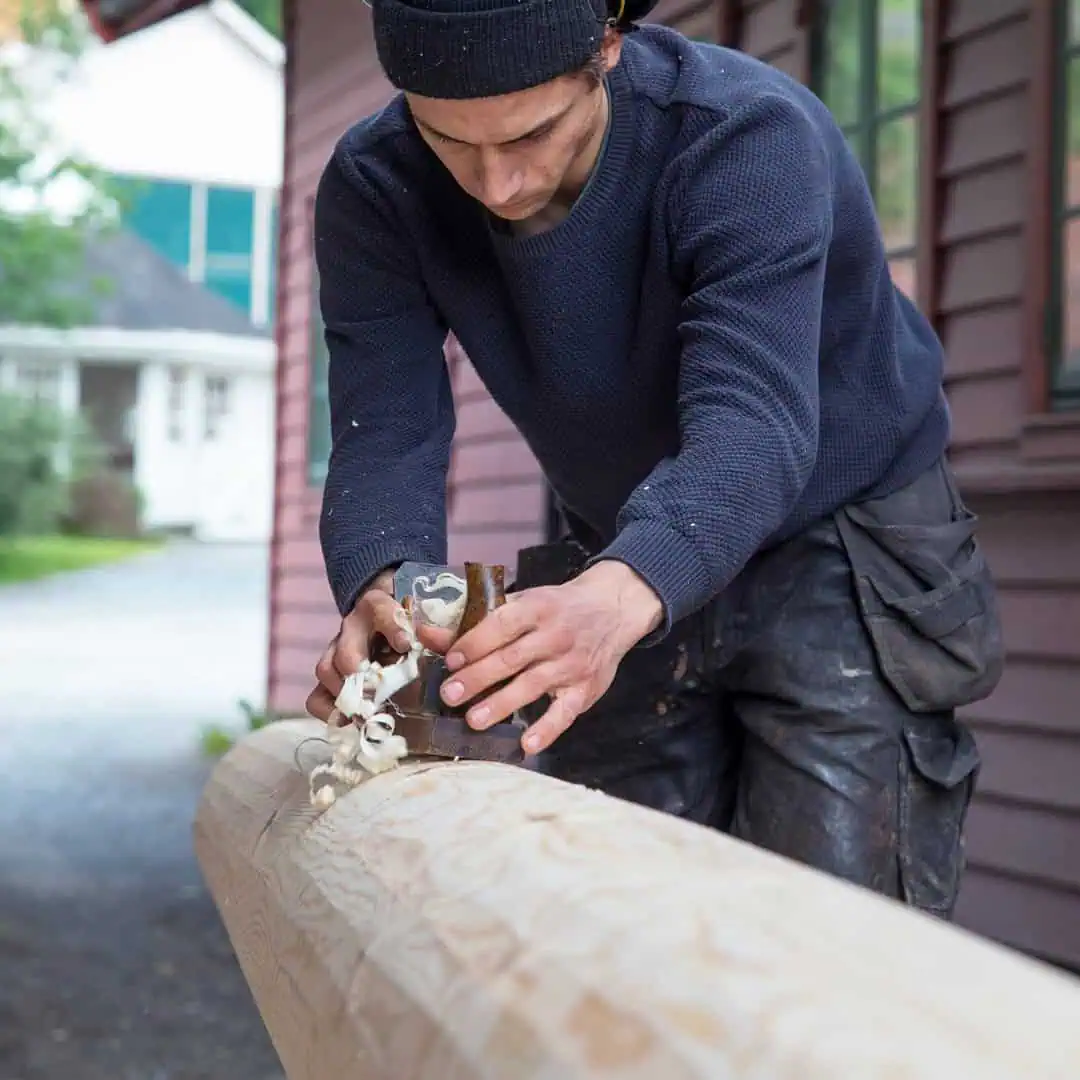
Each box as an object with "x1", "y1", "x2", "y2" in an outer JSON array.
[{"x1": 600, "y1": 27, "x2": 624, "y2": 71}]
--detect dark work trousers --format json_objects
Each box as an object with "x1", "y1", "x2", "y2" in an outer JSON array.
[{"x1": 516, "y1": 457, "x2": 1005, "y2": 919}]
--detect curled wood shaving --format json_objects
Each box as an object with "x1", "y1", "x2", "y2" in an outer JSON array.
[{"x1": 307, "y1": 574, "x2": 467, "y2": 809}]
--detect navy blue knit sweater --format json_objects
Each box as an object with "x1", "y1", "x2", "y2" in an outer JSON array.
[{"x1": 313, "y1": 25, "x2": 950, "y2": 639}]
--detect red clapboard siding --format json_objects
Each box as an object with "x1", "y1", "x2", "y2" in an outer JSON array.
[
  {"x1": 733, "y1": 0, "x2": 1080, "y2": 970},
  {"x1": 269, "y1": 0, "x2": 549, "y2": 715},
  {"x1": 270, "y1": 0, "x2": 1080, "y2": 972}
]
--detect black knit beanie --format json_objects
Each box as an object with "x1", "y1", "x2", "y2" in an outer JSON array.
[{"x1": 372, "y1": 0, "x2": 642, "y2": 100}]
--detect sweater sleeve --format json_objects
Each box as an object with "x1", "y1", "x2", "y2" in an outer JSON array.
[
  {"x1": 314, "y1": 149, "x2": 455, "y2": 616},
  {"x1": 589, "y1": 94, "x2": 832, "y2": 641}
]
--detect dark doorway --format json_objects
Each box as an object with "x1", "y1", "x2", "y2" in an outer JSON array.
[{"x1": 78, "y1": 363, "x2": 138, "y2": 474}]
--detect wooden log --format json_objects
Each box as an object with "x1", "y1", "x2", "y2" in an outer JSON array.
[{"x1": 194, "y1": 719, "x2": 1080, "y2": 1080}]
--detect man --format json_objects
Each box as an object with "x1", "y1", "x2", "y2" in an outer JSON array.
[{"x1": 307, "y1": 0, "x2": 1005, "y2": 917}]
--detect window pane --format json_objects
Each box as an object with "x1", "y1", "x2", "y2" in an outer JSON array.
[
  {"x1": 167, "y1": 367, "x2": 185, "y2": 442},
  {"x1": 15, "y1": 360, "x2": 61, "y2": 407},
  {"x1": 1063, "y1": 219, "x2": 1080, "y2": 371},
  {"x1": 204, "y1": 266, "x2": 253, "y2": 314},
  {"x1": 206, "y1": 186, "x2": 255, "y2": 256},
  {"x1": 204, "y1": 375, "x2": 230, "y2": 440},
  {"x1": 845, "y1": 129, "x2": 872, "y2": 170},
  {"x1": 308, "y1": 269, "x2": 331, "y2": 481},
  {"x1": 1068, "y1": 57, "x2": 1080, "y2": 208},
  {"x1": 121, "y1": 178, "x2": 192, "y2": 268},
  {"x1": 877, "y1": 0, "x2": 920, "y2": 112},
  {"x1": 874, "y1": 113, "x2": 919, "y2": 252},
  {"x1": 267, "y1": 198, "x2": 279, "y2": 331},
  {"x1": 889, "y1": 256, "x2": 917, "y2": 304},
  {"x1": 820, "y1": 0, "x2": 863, "y2": 128}
]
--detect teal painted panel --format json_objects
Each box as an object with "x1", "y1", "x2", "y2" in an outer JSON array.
[
  {"x1": 267, "y1": 197, "x2": 279, "y2": 329},
  {"x1": 206, "y1": 186, "x2": 255, "y2": 255},
  {"x1": 120, "y1": 177, "x2": 192, "y2": 269},
  {"x1": 308, "y1": 266, "x2": 331, "y2": 482},
  {"x1": 205, "y1": 265, "x2": 253, "y2": 314}
]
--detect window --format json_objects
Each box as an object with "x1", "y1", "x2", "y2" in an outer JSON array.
[
  {"x1": 813, "y1": 0, "x2": 922, "y2": 301},
  {"x1": 206, "y1": 186, "x2": 255, "y2": 255},
  {"x1": 117, "y1": 176, "x2": 265, "y2": 322},
  {"x1": 15, "y1": 360, "x2": 61, "y2": 407},
  {"x1": 204, "y1": 185, "x2": 255, "y2": 315},
  {"x1": 167, "y1": 367, "x2": 186, "y2": 442},
  {"x1": 308, "y1": 266, "x2": 332, "y2": 484},
  {"x1": 204, "y1": 261, "x2": 254, "y2": 313},
  {"x1": 1051, "y1": 0, "x2": 1080, "y2": 402},
  {"x1": 119, "y1": 178, "x2": 193, "y2": 268},
  {"x1": 267, "y1": 197, "x2": 279, "y2": 330},
  {"x1": 204, "y1": 375, "x2": 230, "y2": 440}
]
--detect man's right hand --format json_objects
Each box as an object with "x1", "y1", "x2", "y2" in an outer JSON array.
[{"x1": 305, "y1": 569, "x2": 411, "y2": 725}]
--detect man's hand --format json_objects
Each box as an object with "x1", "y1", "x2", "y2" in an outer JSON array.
[
  {"x1": 306, "y1": 569, "x2": 407, "y2": 725},
  {"x1": 439, "y1": 560, "x2": 664, "y2": 754}
]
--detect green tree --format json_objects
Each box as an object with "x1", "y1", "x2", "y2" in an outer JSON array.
[
  {"x1": 235, "y1": 0, "x2": 282, "y2": 37},
  {"x1": 0, "y1": 391, "x2": 104, "y2": 537},
  {"x1": 0, "y1": 0, "x2": 118, "y2": 328}
]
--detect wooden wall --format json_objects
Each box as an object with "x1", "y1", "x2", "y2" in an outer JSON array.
[
  {"x1": 954, "y1": 491, "x2": 1080, "y2": 967},
  {"x1": 735, "y1": 0, "x2": 1080, "y2": 970},
  {"x1": 267, "y1": 0, "x2": 380, "y2": 711},
  {"x1": 270, "y1": 0, "x2": 1080, "y2": 968},
  {"x1": 930, "y1": 0, "x2": 1080, "y2": 969},
  {"x1": 266, "y1": 0, "x2": 549, "y2": 710}
]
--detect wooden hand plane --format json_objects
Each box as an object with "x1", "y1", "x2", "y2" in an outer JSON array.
[{"x1": 371, "y1": 560, "x2": 528, "y2": 765}]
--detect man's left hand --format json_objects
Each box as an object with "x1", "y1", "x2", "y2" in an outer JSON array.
[{"x1": 436, "y1": 560, "x2": 664, "y2": 755}]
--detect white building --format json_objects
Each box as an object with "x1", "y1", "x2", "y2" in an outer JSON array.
[
  {"x1": 0, "y1": 229, "x2": 276, "y2": 541},
  {"x1": 0, "y1": 0, "x2": 283, "y2": 542}
]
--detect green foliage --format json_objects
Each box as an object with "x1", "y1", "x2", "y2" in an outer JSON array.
[
  {"x1": 0, "y1": 390, "x2": 105, "y2": 538},
  {"x1": 234, "y1": 0, "x2": 282, "y2": 37},
  {"x1": 0, "y1": 533, "x2": 159, "y2": 584},
  {"x1": 0, "y1": 0, "x2": 120, "y2": 328},
  {"x1": 199, "y1": 698, "x2": 276, "y2": 758},
  {"x1": 0, "y1": 388, "x2": 107, "y2": 540},
  {"x1": 199, "y1": 726, "x2": 237, "y2": 758}
]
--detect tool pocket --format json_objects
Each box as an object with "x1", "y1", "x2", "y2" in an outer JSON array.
[
  {"x1": 898, "y1": 715, "x2": 980, "y2": 918},
  {"x1": 834, "y1": 460, "x2": 1005, "y2": 714}
]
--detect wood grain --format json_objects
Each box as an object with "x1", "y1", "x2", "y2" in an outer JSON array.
[{"x1": 194, "y1": 719, "x2": 1080, "y2": 1080}]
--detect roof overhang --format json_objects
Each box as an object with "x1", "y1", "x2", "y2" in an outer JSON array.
[
  {"x1": 0, "y1": 325, "x2": 274, "y2": 369},
  {"x1": 80, "y1": 0, "x2": 209, "y2": 42}
]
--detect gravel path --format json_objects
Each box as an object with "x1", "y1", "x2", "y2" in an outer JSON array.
[{"x1": 0, "y1": 542, "x2": 285, "y2": 1080}]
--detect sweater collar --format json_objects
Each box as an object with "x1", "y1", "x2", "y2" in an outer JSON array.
[{"x1": 486, "y1": 56, "x2": 637, "y2": 255}]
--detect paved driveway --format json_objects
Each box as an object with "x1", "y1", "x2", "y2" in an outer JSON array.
[{"x1": 0, "y1": 541, "x2": 284, "y2": 1080}]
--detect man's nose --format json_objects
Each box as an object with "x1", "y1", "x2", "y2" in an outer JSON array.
[{"x1": 476, "y1": 149, "x2": 523, "y2": 209}]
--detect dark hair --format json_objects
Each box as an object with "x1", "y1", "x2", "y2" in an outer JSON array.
[
  {"x1": 576, "y1": 0, "x2": 657, "y2": 84},
  {"x1": 606, "y1": 0, "x2": 659, "y2": 31},
  {"x1": 578, "y1": 51, "x2": 608, "y2": 85}
]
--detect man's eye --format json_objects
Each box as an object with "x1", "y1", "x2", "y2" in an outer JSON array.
[{"x1": 515, "y1": 127, "x2": 552, "y2": 146}]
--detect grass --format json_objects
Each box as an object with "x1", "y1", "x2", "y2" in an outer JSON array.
[
  {"x1": 199, "y1": 699, "x2": 275, "y2": 759},
  {"x1": 0, "y1": 534, "x2": 163, "y2": 585}
]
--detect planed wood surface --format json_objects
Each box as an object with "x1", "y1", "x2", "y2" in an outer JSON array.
[{"x1": 194, "y1": 719, "x2": 1080, "y2": 1080}]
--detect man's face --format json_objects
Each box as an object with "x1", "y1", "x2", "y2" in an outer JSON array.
[{"x1": 406, "y1": 37, "x2": 621, "y2": 221}]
